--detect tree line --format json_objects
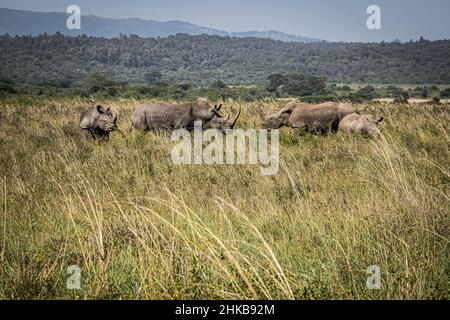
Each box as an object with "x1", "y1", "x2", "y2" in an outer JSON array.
[
  {"x1": 2, "y1": 69, "x2": 448, "y2": 103},
  {"x1": 1, "y1": 32, "x2": 450, "y2": 86}
]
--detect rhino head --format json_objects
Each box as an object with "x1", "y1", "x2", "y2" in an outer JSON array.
[
  {"x1": 339, "y1": 113, "x2": 384, "y2": 138},
  {"x1": 194, "y1": 101, "x2": 241, "y2": 132},
  {"x1": 359, "y1": 114, "x2": 384, "y2": 137},
  {"x1": 257, "y1": 105, "x2": 293, "y2": 129},
  {"x1": 208, "y1": 106, "x2": 242, "y2": 132},
  {"x1": 80, "y1": 104, "x2": 118, "y2": 140},
  {"x1": 96, "y1": 105, "x2": 118, "y2": 133}
]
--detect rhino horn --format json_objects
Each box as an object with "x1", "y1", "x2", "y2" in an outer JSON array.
[{"x1": 231, "y1": 106, "x2": 241, "y2": 127}]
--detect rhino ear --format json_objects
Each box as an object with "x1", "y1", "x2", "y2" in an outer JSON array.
[
  {"x1": 211, "y1": 106, "x2": 222, "y2": 118},
  {"x1": 377, "y1": 117, "x2": 384, "y2": 123},
  {"x1": 281, "y1": 108, "x2": 293, "y2": 115},
  {"x1": 96, "y1": 105, "x2": 103, "y2": 113}
]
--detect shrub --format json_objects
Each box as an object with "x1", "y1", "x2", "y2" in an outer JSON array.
[
  {"x1": 431, "y1": 96, "x2": 441, "y2": 104},
  {"x1": 439, "y1": 87, "x2": 450, "y2": 98},
  {"x1": 393, "y1": 91, "x2": 410, "y2": 103}
]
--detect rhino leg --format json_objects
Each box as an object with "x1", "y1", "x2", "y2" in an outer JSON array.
[
  {"x1": 330, "y1": 117, "x2": 341, "y2": 131},
  {"x1": 99, "y1": 133, "x2": 110, "y2": 141},
  {"x1": 84, "y1": 128, "x2": 110, "y2": 141}
]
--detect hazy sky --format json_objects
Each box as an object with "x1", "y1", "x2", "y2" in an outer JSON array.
[{"x1": 1, "y1": 0, "x2": 449, "y2": 42}]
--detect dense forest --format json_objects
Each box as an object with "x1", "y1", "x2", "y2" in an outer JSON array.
[{"x1": 1, "y1": 33, "x2": 450, "y2": 86}]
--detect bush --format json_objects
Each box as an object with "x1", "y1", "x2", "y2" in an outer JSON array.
[
  {"x1": 338, "y1": 85, "x2": 352, "y2": 91},
  {"x1": 431, "y1": 97, "x2": 441, "y2": 104},
  {"x1": 123, "y1": 85, "x2": 164, "y2": 99},
  {"x1": 0, "y1": 81, "x2": 16, "y2": 94},
  {"x1": 266, "y1": 73, "x2": 326, "y2": 97},
  {"x1": 421, "y1": 88, "x2": 428, "y2": 98},
  {"x1": 440, "y1": 88, "x2": 450, "y2": 98},
  {"x1": 393, "y1": 91, "x2": 410, "y2": 103},
  {"x1": 210, "y1": 80, "x2": 228, "y2": 89},
  {"x1": 351, "y1": 85, "x2": 377, "y2": 101},
  {"x1": 81, "y1": 71, "x2": 117, "y2": 97}
]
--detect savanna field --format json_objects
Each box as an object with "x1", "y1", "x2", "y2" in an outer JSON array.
[{"x1": 0, "y1": 96, "x2": 448, "y2": 299}]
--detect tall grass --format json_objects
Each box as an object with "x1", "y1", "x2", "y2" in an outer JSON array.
[{"x1": 0, "y1": 96, "x2": 448, "y2": 299}]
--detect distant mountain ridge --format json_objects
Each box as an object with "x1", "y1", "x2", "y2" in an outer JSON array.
[{"x1": 0, "y1": 8, "x2": 322, "y2": 42}]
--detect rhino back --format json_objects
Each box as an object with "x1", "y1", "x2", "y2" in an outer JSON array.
[
  {"x1": 337, "y1": 103, "x2": 356, "y2": 117},
  {"x1": 79, "y1": 108, "x2": 97, "y2": 129},
  {"x1": 338, "y1": 113, "x2": 360, "y2": 132},
  {"x1": 289, "y1": 103, "x2": 340, "y2": 130},
  {"x1": 132, "y1": 103, "x2": 192, "y2": 130}
]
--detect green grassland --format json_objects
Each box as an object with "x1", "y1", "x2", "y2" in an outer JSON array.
[{"x1": 0, "y1": 96, "x2": 448, "y2": 299}]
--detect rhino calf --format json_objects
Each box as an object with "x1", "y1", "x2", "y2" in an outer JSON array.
[
  {"x1": 80, "y1": 105, "x2": 117, "y2": 140},
  {"x1": 259, "y1": 101, "x2": 355, "y2": 132},
  {"x1": 338, "y1": 113, "x2": 384, "y2": 137}
]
